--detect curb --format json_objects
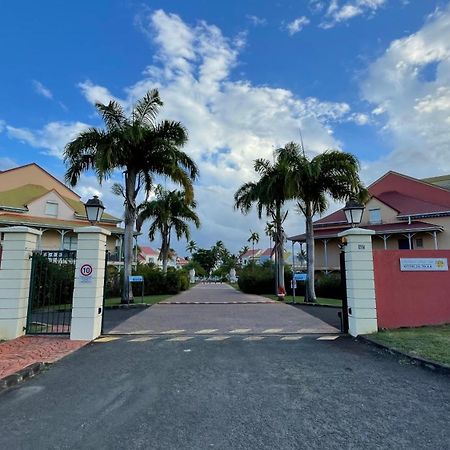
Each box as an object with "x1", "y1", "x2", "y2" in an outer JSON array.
[
  {"x1": 289, "y1": 302, "x2": 341, "y2": 309},
  {"x1": 358, "y1": 335, "x2": 450, "y2": 375},
  {"x1": 104, "y1": 304, "x2": 150, "y2": 310},
  {"x1": 0, "y1": 362, "x2": 47, "y2": 393}
]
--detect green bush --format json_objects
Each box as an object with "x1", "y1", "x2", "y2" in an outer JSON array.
[
  {"x1": 105, "y1": 263, "x2": 191, "y2": 298},
  {"x1": 238, "y1": 263, "x2": 342, "y2": 299},
  {"x1": 315, "y1": 272, "x2": 342, "y2": 299}
]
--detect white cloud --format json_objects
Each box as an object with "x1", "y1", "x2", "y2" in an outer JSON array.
[
  {"x1": 318, "y1": 0, "x2": 387, "y2": 28},
  {"x1": 361, "y1": 4, "x2": 450, "y2": 181},
  {"x1": 286, "y1": 16, "x2": 310, "y2": 35},
  {"x1": 6, "y1": 121, "x2": 90, "y2": 158},
  {"x1": 32, "y1": 80, "x2": 53, "y2": 99},
  {"x1": 246, "y1": 15, "x2": 267, "y2": 26},
  {"x1": 0, "y1": 157, "x2": 17, "y2": 171},
  {"x1": 78, "y1": 80, "x2": 120, "y2": 106}
]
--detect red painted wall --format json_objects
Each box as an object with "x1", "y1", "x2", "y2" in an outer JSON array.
[{"x1": 373, "y1": 250, "x2": 450, "y2": 329}]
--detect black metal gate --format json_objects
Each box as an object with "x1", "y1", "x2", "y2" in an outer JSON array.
[{"x1": 26, "y1": 250, "x2": 77, "y2": 334}]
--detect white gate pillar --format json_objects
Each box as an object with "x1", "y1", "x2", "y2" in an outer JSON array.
[
  {"x1": 71, "y1": 226, "x2": 110, "y2": 341},
  {"x1": 338, "y1": 228, "x2": 377, "y2": 337},
  {"x1": 0, "y1": 226, "x2": 41, "y2": 340}
]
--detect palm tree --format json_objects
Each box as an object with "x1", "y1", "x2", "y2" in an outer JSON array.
[
  {"x1": 280, "y1": 142, "x2": 366, "y2": 302},
  {"x1": 136, "y1": 186, "x2": 200, "y2": 273},
  {"x1": 64, "y1": 89, "x2": 198, "y2": 303},
  {"x1": 247, "y1": 231, "x2": 260, "y2": 264},
  {"x1": 235, "y1": 149, "x2": 291, "y2": 295},
  {"x1": 186, "y1": 240, "x2": 197, "y2": 257}
]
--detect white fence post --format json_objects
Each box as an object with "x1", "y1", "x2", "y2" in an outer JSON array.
[
  {"x1": 338, "y1": 227, "x2": 377, "y2": 337},
  {"x1": 0, "y1": 226, "x2": 41, "y2": 340},
  {"x1": 70, "y1": 226, "x2": 110, "y2": 341}
]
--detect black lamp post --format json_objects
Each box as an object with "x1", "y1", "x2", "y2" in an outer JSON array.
[
  {"x1": 84, "y1": 195, "x2": 105, "y2": 225},
  {"x1": 343, "y1": 199, "x2": 365, "y2": 227}
]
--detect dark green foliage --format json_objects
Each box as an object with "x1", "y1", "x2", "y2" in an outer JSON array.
[
  {"x1": 238, "y1": 263, "x2": 342, "y2": 299},
  {"x1": 315, "y1": 273, "x2": 343, "y2": 299},
  {"x1": 105, "y1": 263, "x2": 191, "y2": 297},
  {"x1": 192, "y1": 248, "x2": 217, "y2": 274}
]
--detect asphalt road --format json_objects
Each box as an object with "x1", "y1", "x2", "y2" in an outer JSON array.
[
  {"x1": 103, "y1": 284, "x2": 339, "y2": 335},
  {"x1": 2, "y1": 335, "x2": 450, "y2": 449}
]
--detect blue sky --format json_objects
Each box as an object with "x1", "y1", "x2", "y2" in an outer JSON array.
[{"x1": 1, "y1": 1, "x2": 450, "y2": 253}]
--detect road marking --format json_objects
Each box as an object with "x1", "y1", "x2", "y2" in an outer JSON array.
[
  {"x1": 130, "y1": 330, "x2": 153, "y2": 334},
  {"x1": 317, "y1": 335, "x2": 340, "y2": 341},
  {"x1": 167, "y1": 336, "x2": 194, "y2": 342},
  {"x1": 229, "y1": 328, "x2": 252, "y2": 334},
  {"x1": 195, "y1": 329, "x2": 218, "y2": 334},
  {"x1": 205, "y1": 336, "x2": 230, "y2": 341},
  {"x1": 128, "y1": 337, "x2": 155, "y2": 342},
  {"x1": 262, "y1": 328, "x2": 284, "y2": 333},
  {"x1": 243, "y1": 336, "x2": 264, "y2": 341},
  {"x1": 280, "y1": 336, "x2": 303, "y2": 341},
  {"x1": 160, "y1": 329, "x2": 185, "y2": 334},
  {"x1": 95, "y1": 337, "x2": 120, "y2": 343}
]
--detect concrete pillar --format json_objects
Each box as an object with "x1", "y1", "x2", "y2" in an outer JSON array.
[
  {"x1": 338, "y1": 228, "x2": 377, "y2": 337},
  {"x1": 71, "y1": 226, "x2": 111, "y2": 341},
  {"x1": 0, "y1": 226, "x2": 41, "y2": 340}
]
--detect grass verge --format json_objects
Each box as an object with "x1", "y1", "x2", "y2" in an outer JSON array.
[
  {"x1": 104, "y1": 294, "x2": 174, "y2": 307},
  {"x1": 369, "y1": 325, "x2": 450, "y2": 367},
  {"x1": 262, "y1": 294, "x2": 342, "y2": 307}
]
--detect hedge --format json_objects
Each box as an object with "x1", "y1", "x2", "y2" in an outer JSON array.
[
  {"x1": 237, "y1": 264, "x2": 343, "y2": 299},
  {"x1": 105, "y1": 264, "x2": 190, "y2": 298}
]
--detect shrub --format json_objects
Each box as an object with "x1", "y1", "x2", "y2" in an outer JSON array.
[
  {"x1": 315, "y1": 272, "x2": 342, "y2": 299},
  {"x1": 238, "y1": 263, "x2": 343, "y2": 300}
]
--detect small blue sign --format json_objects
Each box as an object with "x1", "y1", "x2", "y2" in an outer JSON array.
[
  {"x1": 129, "y1": 275, "x2": 144, "y2": 282},
  {"x1": 294, "y1": 273, "x2": 307, "y2": 281}
]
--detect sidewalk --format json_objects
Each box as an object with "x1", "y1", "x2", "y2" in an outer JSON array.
[{"x1": 0, "y1": 336, "x2": 88, "y2": 380}]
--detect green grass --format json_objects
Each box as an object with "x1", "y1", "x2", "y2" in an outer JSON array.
[
  {"x1": 262, "y1": 294, "x2": 342, "y2": 307},
  {"x1": 104, "y1": 294, "x2": 174, "y2": 307},
  {"x1": 370, "y1": 325, "x2": 450, "y2": 367}
]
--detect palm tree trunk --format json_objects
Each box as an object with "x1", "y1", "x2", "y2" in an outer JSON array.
[
  {"x1": 121, "y1": 170, "x2": 137, "y2": 304},
  {"x1": 277, "y1": 243, "x2": 285, "y2": 292},
  {"x1": 275, "y1": 206, "x2": 285, "y2": 297},
  {"x1": 305, "y1": 203, "x2": 317, "y2": 303},
  {"x1": 161, "y1": 226, "x2": 170, "y2": 274},
  {"x1": 274, "y1": 248, "x2": 279, "y2": 295}
]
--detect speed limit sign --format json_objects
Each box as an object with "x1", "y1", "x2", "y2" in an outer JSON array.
[{"x1": 80, "y1": 264, "x2": 93, "y2": 277}]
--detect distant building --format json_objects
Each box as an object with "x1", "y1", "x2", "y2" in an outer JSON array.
[
  {"x1": 289, "y1": 171, "x2": 450, "y2": 271},
  {"x1": 139, "y1": 246, "x2": 160, "y2": 265},
  {"x1": 0, "y1": 163, "x2": 124, "y2": 256}
]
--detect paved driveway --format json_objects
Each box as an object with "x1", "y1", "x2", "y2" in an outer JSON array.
[
  {"x1": 2, "y1": 335, "x2": 450, "y2": 449},
  {"x1": 103, "y1": 284, "x2": 340, "y2": 335}
]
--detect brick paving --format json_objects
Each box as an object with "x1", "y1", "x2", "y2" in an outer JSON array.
[{"x1": 0, "y1": 336, "x2": 88, "y2": 379}]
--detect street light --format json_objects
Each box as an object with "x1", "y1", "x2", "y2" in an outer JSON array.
[
  {"x1": 343, "y1": 199, "x2": 365, "y2": 227},
  {"x1": 84, "y1": 195, "x2": 105, "y2": 225}
]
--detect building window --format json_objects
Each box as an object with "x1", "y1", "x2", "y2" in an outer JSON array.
[
  {"x1": 369, "y1": 208, "x2": 381, "y2": 224},
  {"x1": 415, "y1": 238, "x2": 424, "y2": 248},
  {"x1": 398, "y1": 238, "x2": 412, "y2": 250},
  {"x1": 63, "y1": 235, "x2": 77, "y2": 250},
  {"x1": 45, "y1": 201, "x2": 59, "y2": 217}
]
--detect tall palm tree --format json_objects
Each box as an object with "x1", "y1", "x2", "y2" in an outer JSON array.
[
  {"x1": 235, "y1": 148, "x2": 291, "y2": 295},
  {"x1": 186, "y1": 240, "x2": 197, "y2": 257},
  {"x1": 280, "y1": 142, "x2": 366, "y2": 302},
  {"x1": 64, "y1": 89, "x2": 198, "y2": 303},
  {"x1": 136, "y1": 186, "x2": 200, "y2": 273}
]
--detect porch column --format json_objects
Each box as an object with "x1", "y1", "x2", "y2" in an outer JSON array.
[
  {"x1": 433, "y1": 231, "x2": 438, "y2": 250},
  {"x1": 70, "y1": 226, "x2": 110, "y2": 341},
  {"x1": 323, "y1": 239, "x2": 329, "y2": 272},
  {"x1": 338, "y1": 228, "x2": 377, "y2": 337},
  {"x1": 0, "y1": 226, "x2": 41, "y2": 340}
]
